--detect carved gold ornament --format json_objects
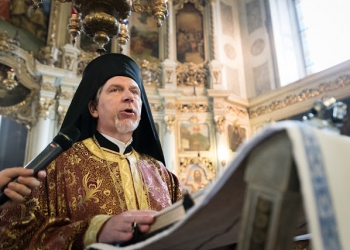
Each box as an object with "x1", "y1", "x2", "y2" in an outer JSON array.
[{"x1": 249, "y1": 75, "x2": 350, "y2": 118}]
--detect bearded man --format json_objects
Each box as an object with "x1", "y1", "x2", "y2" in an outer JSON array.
[{"x1": 0, "y1": 53, "x2": 182, "y2": 249}]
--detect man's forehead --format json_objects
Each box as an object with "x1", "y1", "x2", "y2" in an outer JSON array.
[{"x1": 104, "y1": 76, "x2": 140, "y2": 88}]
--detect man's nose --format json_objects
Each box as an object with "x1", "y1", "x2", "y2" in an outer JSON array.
[{"x1": 122, "y1": 90, "x2": 134, "y2": 102}]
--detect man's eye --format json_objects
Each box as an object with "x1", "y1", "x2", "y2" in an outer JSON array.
[{"x1": 111, "y1": 88, "x2": 121, "y2": 92}]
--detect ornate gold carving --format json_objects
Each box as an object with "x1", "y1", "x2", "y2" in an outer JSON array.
[
  {"x1": 165, "y1": 102, "x2": 177, "y2": 110},
  {"x1": 39, "y1": 97, "x2": 56, "y2": 119},
  {"x1": 137, "y1": 60, "x2": 161, "y2": 86},
  {"x1": 177, "y1": 103, "x2": 210, "y2": 112},
  {"x1": 189, "y1": 116, "x2": 199, "y2": 124},
  {"x1": 0, "y1": 31, "x2": 11, "y2": 53},
  {"x1": 227, "y1": 105, "x2": 248, "y2": 117},
  {"x1": 214, "y1": 102, "x2": 224, "y2": 109},
  {"x1": 58, "y1": 105, "x2": 68, "y2": 127},
  {"x1": 214, "y1": 116, "x2": 225, "y2": 134},
  {"x1": 173, "y1": 0, "x2": 206, "y2": 12},
  {"x1": 177, "y1": 63, "x2": 207, "y2": 87},
  {"x1": 164, "y1": 115, "x2": 176, "y2": 133},
  {"x1": 0, "y1": 31, "x2": 21, "y2": 55},
  {"x1": 0, "y1": 90, "x2": 37, "y2": 127},
  {"x1": 132, "y1": 0, "x2": 169, "y2": 28},
  {"x1": 249, "y1": 75, "x2": 350, "y2": 118},
  {"x1": 60, "y1": 91, "x2": 74, "y2": 100},
  {"x1": 149, "y1": 102, "x2": 163, "y2": 112},
  {"x1": 42, "y1": 82, "x2": 56, "y2": 92},
  {"x1": 178, "y1": 156, "x2": 216, "y2": 180}
]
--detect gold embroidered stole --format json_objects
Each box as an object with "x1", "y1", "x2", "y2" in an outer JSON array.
[{"x1": 83, "y1": 138, "x2": 150, "y2": 210}]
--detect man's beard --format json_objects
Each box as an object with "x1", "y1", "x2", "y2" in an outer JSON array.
[{"x1": 115, "y1": 117, "x2": 140, "y2": 134}]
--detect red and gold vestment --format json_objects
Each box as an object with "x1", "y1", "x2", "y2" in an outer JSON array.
[{"x1": 0, "y1": 138, "x2": 182, "y2": 249}]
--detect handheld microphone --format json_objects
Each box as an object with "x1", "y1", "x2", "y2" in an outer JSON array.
[{"x1": 0, "y1": 126, "x2": 81, "y2": 206}]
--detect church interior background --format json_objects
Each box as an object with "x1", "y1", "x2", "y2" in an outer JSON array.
[{"x1": 0, "y1": 0, "x2": 350, "y2": 195}]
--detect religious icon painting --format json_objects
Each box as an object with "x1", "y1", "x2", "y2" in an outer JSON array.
[
  {"x1": 0, "y1": 0, "x2": 52, "y2": 53},
  {"x1": 228, "y1": 124, "x2": 246, "y2": 152},
  {"x1": 182, "y1": 164, "x2": 211, "y2": 194},
  {"x1": 176, "y1": 2, "x2": 205, "y2": 64},
  {"x1": 129, "y1": 12, "x2": 160, "y2": 62},
  {"x1": 180, "y1": 123, "x2": 210, "y2": 152}
]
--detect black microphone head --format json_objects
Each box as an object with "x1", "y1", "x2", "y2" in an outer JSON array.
[{"x1": 53, "y1": 126, "x2": 81, "y2": 151}]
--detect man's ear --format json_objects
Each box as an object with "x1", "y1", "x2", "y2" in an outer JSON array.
[{"x1": 88, "y1": 100, "x2": 98, "y2": 118}]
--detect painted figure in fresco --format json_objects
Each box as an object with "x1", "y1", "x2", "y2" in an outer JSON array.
[
  {"x1": 176, "y1": 3, "x2": 204, "y2": 64},
  {"x1": 9, "y1": 0, "x2": 48, "y2": 42},
  {"x1": 229, "y1": 125, "x2": 246, "y2": 152},
  {"x1": 184, "y1": 167, "x2": 209, "y2": 193},
  {"x1": 180, "y1": 125, "x2": 191, "y2": 150},
  {"x1": 188, "y1": 124, "x2": 210, "y2": 151},
  {"x1": 0, "y1": 54, "x2": 182, "y2": 249}
]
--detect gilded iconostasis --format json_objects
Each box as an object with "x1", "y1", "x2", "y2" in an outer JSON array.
[{"x1": 1, "y1": 0, "x2": 350, "y2": 194}]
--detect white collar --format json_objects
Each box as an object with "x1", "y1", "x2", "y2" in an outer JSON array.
[{"x1": 100, "y1": 133, "x2": 133, "y2": 154}]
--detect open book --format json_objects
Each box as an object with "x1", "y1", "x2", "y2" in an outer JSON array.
[
  {"x1": 86, "y1": 121, "x2": 350, "y2": 250},
  {"x1": 118, "y1": 190, "x2": 205, "y2": 247},
  {"x1": 142, "y1": 190, "x2": 204, "y2": 236}
]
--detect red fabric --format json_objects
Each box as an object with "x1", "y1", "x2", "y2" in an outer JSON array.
[{"x1": 0, "y1": 139, "x2": 182, "y2": 249}]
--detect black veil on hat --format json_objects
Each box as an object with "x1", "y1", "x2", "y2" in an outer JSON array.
[{"x1": 61, "y1": 53, "x2": 165, "y2": 165}]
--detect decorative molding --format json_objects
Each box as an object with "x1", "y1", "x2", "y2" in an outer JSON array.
[
  {"x1": 173, "y1": 0, "x2": 206, "y2": 13},
  {"x1": 177, "y1": 102, "x2": 210, "y2": 112},
  {"x1": 137, "y1": 59, "x2": 161, "y2": 86},
  {"x1": 165, "y1": 102, "x2": 177, "y2": 110},
  {"x1": 0, "y1": 90, "x2": 37, "y2": 128},
  {"x1": 249, "y1": 75, "x2": 350, "y2": 118},
  {"x1": 164, "y1": 115, "x2": 176, "y2": 133},
  {"x1": 177, "y1": 63, "x2": 207, "y2": 87},
  {"x1": 165, "y1": 70, "x2": 173, "y2": 84},
  {"x1": 209, "y1": 0, "x2": 215, "y2": 60},
  {"x1": 213, "y1": 70, "x2": 221, "y2": 84},
  {"x1": 42, "y1": 82, "x2": 56, "y2": 92},
  {"x1": 77, "y1": 52, "x2": 97, "y2": 75},
  {"x1": 214, "y1": 115, "x2": 225, "y2": 134},
  {"x1": 178, "y1": 155, "x2": 216, "y2": 180},
  {"x1": 39, "y1": 97, "x2": 56, "y2": 119},
  {"x1": 65, "y1": 55, "x2": 74, "y2": 71},
  {"x1": 57, "y1": 105, "x2": 68, "y2": 126},
  {"x1": 214, "y1": 101, "x2": 225, "y2": 109},
  {"x1": 150, "y1": 102, "x2": 164, "y2": 112},
  {"x1": 251, "y1": 38, "x2": 265, "y2": 56},
  {"x1": 189, "y1": 116, "x2": 199, "y2": 124},
  {"x1": 224, "y1": 44, "x2": 236, "y2": 60},
  {"x1": 227, "y1": 105, "x2": 248, "y2": 117}
]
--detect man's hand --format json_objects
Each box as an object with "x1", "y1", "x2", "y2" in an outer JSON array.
[
  {"x1": 98, "y1": 210, "x2": 158, "y2": 244},
  {"x1": 0, "y1": 168, "x2": 47, "y2": 209}
]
